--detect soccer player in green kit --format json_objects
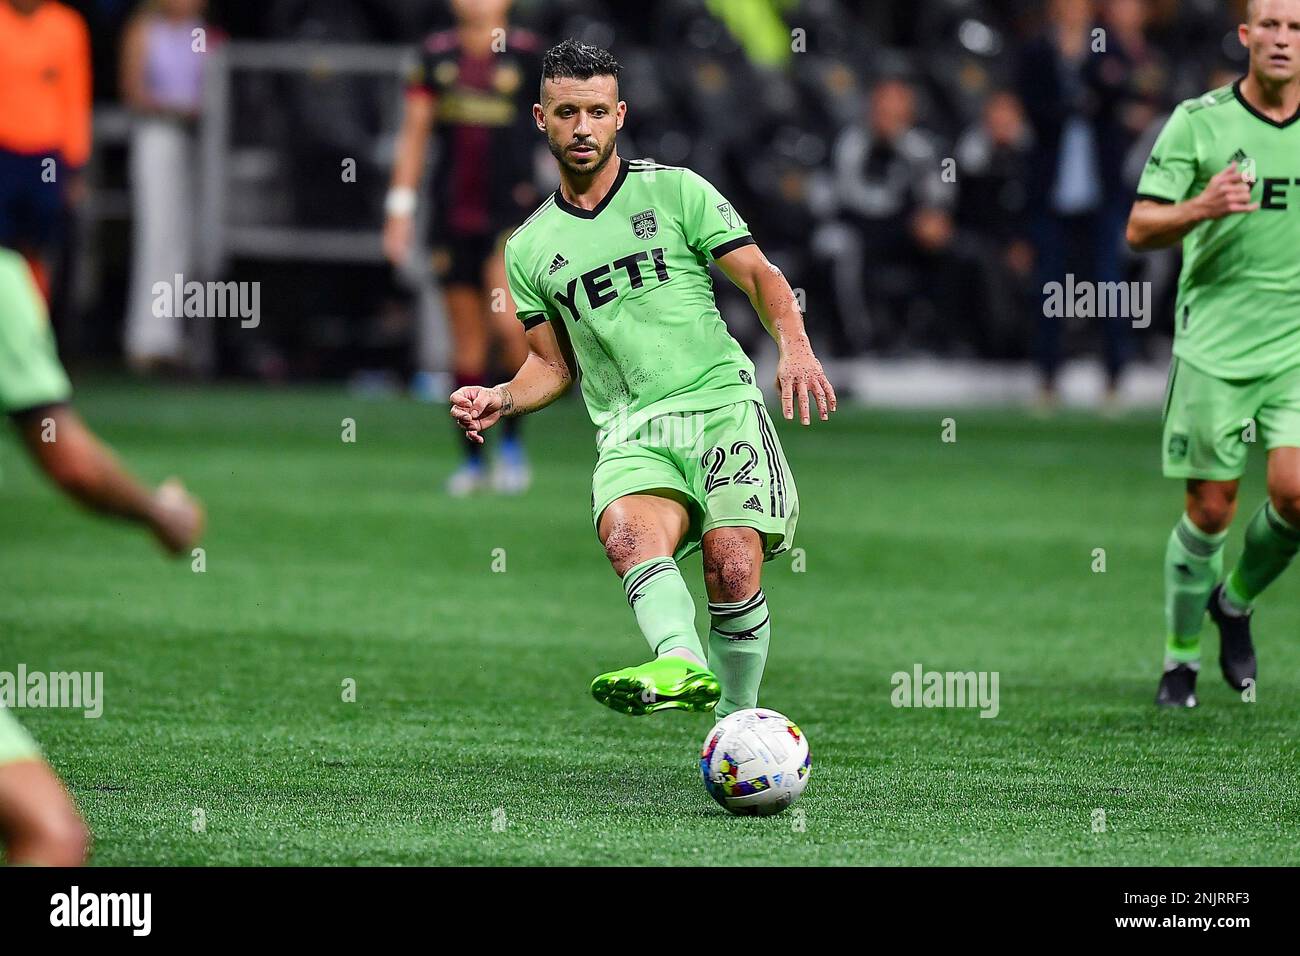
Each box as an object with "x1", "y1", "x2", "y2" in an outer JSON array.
[
  {"x1": 1, "y1": 246, "x2": 204, "y2": 862},
  {"x1": 449, "y1": 39, "x2": 835, "y2": 719},
  {"x1": 1127, "y1": 0, "x2": 1300, "y2": 707}
]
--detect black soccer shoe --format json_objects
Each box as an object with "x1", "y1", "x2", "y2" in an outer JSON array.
[
  {"x1": 1207, "y1": 584, "x2": 1257, "y2": 692},
  {"x1": 1156, "y1": 664, "x2": 1198, "y2": 708}
]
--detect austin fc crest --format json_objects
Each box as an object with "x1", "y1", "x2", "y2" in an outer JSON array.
[{"x1": 631, "y1": 209, "x2": 658, "y2": 240}]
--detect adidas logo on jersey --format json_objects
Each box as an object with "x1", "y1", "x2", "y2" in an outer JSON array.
[
  {"x1": 742, "y1": 495, "x2": 763, "y2": 513},
  {"x1": 1228, "y1": 148, "x2": 1258, "y2": 184},
  {"x1": 548, "y1": 253, "x2": 569, "y2": 275}
]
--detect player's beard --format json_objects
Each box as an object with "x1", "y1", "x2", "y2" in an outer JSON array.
[{"x1": 548, "y1": 130, "x2": 617, "y2": 179}]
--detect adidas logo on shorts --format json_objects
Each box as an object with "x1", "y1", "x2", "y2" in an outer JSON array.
[{"x1": 742, "y1": 495, "x2": 763, "y2": 513}]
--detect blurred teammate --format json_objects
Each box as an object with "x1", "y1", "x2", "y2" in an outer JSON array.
[
  {"x1": 385, "y1": 0, "x2": 543, "y2": 495},
  {"x1": 0, "y1": 709, "x2": 88, "y2": 865},
  {"x1": 0, "y1": 0, "x2": 91, "y2": 296},
  {"x1": 450, "y1": 41, "x2": 835, "y2": 720},
  {"x1": 1127, "y1": 0, "x2": 1300, "y2": 707},
  {"x1": 1, "y1": 249, "x2": 204, "y2": 556},
  {"x1": 1, "y1": 247, "x2": 203, "y2": 864}
]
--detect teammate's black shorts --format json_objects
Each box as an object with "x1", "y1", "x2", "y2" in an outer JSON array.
[{"x1": 431, "y1": 231, "x2": 506, "y2": 289}]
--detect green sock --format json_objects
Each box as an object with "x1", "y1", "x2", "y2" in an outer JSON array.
[
  {"x1": 1164, "y1": 513, "x2": 1227, "y2": 664},
  {"x1": 707, "y1": 589, "x2": 771, "y2": 721},
  {"x1": 1223, "y1": 500, "x2": 1300, "y2": 612},
  {"x1": 622, "y1": 557, "x2": 705, "y2": 662}
]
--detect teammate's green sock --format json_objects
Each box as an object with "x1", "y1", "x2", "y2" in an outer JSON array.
[
  {"x1": 1222, "y1": 500, "x2": 1300, "y2": 613},
  {"x1": 622, "y1": 556, "x2": 705, "y2": 663},
  {"x1": 707, "y1": 589, "x2": 770, "y2": 720},
  {"x1": 1164, "y1": 513, "x2": 1228, "y2": 663}
]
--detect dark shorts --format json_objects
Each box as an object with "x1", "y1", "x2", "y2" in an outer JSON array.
[
  {"x1": 0, "y1": 148, "x2": 65, "y2": 251},
  {"x1": 430, "y1": 231, "x2": 506, "y2": 289}
]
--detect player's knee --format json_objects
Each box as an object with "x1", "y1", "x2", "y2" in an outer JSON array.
[
  {"x1": 602, "y1": 520, "x2": 649, "y2": 576},
  {"x1": 1268, "y1": 484, "x2": 1300, "y2": 527},
  {"x1": 702, "y1": 534, "x2": 761, "y2": 602},
  {"x1": 1187, "y1": 483, "x2": 1237, "y2": 533}
]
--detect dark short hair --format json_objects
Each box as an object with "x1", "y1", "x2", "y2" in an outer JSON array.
[{"x1": 541, "y1": 38, "x2": 621, "y2": 95}]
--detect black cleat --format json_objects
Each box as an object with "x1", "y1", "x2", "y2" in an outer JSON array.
[
  {"x1": 1156, "y1": 664, "x2": 1198, "y2": 708},
  {"x1": 1207, "y1": 584, "x2": 1256, "y2": 692}
]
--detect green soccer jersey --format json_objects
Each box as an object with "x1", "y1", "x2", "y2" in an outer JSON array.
[
  {"x1": 504, "y1": 157, "x2": 763, "y2": 444},
  {"x1": 0, "y1": 248, "x2": 71, "y2": 417},
  {"x1": 1137, "y1": 79, "x2": 1300, "y2": 378}
]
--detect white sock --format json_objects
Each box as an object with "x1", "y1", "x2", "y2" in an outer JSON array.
[{"x1": 1218, "y1": 585, "x2": 1248, "y2": 618}]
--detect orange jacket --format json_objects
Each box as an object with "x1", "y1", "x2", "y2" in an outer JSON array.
[{"x1": 0, "y1": 0, "x2": 92, "y2": 166}]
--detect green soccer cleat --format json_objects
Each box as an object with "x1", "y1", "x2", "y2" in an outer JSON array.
[{"x1": 590, "y1": 657, "x2": 720, "y2": 716}]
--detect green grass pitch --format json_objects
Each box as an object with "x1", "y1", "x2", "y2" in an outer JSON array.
[{"x1": 2, "y1": 379, "x2": 1298, "y2": 866}]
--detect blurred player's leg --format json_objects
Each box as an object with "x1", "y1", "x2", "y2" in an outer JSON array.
[
  {"x1": 0, "y1": 709, "x2": 89, "y2": 867},
  {"x1": 443, "y1": 277, "x2": 490, "y2": 496},
  {"x1": 1158, "y1": 482, "x2": 1236, "y2": 707},
  {"x1": 590, "y1": 492, "x2": 719, "y2": 716},
  {"x1": 484, "y1": 245, "x2": 530, "y2": 494},
  {"x1": 1157, "y1": 359, "x2": 1250, "y2": 707},
  {"x1": 1214, "y1": 446, "x2": 1300, "y2": 688},
  {"x1": 1222, "y1": 455, "x2": 1294, "y2": 613}
]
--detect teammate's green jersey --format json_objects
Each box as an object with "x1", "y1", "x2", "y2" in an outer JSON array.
[
  {"x1": 504, "y1": 157, "x2": 763, "y2": 445},
  {"x1": 0, "y1": 247, "x2": 71, "y2": 416},
  {"x1": 1137, "y1": 79, "x2": 1300, "y2": 378}
]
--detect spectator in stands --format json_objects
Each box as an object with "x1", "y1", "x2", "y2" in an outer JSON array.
[
  {"x1": 954, "y1": 89, "x2": 1036, "y2": 358},
  {"x1": 0, "y1": 0, "x2": 91, "y2": 301},
  {"x1": 1017, "y1": 0, "x2": 1144, "y2": 407},
  {"x1": 827, "y1": 76, "x2": 983, "y2": 355},
  {"x1": 120, "y1": 0, "x2": 208, "y2": 374}
]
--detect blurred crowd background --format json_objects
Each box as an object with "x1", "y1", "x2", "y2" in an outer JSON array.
[{"x1": 2, "y1": 0, "x2": 1257, "y2": 402}]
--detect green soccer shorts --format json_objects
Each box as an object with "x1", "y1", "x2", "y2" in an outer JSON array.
[
  {"x1": 0, "y1": 249, "x2": 72, "y2": 417},
  {"x1": 1162, "y1": 358, "x2": 1300, "y2": 480},
  {"x1": 0, "y1": 707, "x2": 41, "y2": 767},
  {"x1": 591, "y1": 400, "x2": 799, "y2": 563}
]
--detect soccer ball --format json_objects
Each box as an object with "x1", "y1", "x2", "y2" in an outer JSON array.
[{"x1": 700, "y1": 708, "x2": 811, "y2": 816}]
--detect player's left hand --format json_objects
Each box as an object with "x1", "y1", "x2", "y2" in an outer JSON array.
[
  {"x1": 449, "y1": 385, "x2": 505, "y2": 444},
  {"x1": 776, "y1": 341, "x2": 836, "y2": 425}
]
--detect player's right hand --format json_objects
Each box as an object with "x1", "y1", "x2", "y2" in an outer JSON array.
[
  {"x1": 383, "y1": 214, "x2": 414, "y2": 267},
  {"x1": 1196, "y1": 162, "x2": 1260, "y2": 220},
  {"x1": 449, "y1": 386, "x2": 504, "y2": 444}
]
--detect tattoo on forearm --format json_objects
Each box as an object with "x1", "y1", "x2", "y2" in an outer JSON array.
[{"x1": 498, "y1": 385, "x2": 515, "y2": 417}]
